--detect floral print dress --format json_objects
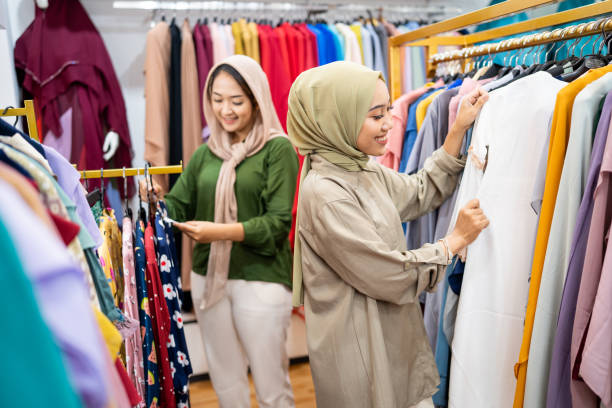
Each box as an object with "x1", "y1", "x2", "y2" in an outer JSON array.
[{"x1": 155, "y1": 201, "x2": 192, "y2": 407}]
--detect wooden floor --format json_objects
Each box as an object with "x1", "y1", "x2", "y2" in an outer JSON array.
[{"x1": 189, "y1": 362, "x2": 316, "y2": 407}]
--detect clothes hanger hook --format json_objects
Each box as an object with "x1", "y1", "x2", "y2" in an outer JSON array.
[{"x1": 598, "y1": 16, "x2": 612, "y2": 55}]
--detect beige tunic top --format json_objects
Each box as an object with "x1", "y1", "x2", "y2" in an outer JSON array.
[{"x1": 298, "y1": 148, "x2": 465, "y2": 407}]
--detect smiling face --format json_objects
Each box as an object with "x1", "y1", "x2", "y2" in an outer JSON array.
[
  {"x1": 356, "y1": 79, "x2": 393, "y2": 157},
  {"x1": 210, "y1": 70, "x2": 257, "y2": 142}
]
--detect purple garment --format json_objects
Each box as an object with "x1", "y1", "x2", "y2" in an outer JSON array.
[
  {"x1": 546, "y1": 90, "x2": 612, "y2": 408},
  {"x1": 43, "y1": 144, "x2": 103, "y2": 249},
  {"x1": 0, "y1": 180, "x2": 109, "y2": 408},
  {"x1": 43, "y1": 107, "x2": 72, "y2": 160}
]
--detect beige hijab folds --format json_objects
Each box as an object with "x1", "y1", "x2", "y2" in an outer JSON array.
[
  {"x1": 287, "y1": 61, "x2": 383, "y2": 306},
  {"x1": 202, "y1": 55, "x2": 286, "y2": 310}
]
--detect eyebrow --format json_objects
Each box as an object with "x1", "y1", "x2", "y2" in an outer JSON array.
[
  {"x1": 368, "y1": 104, "x2": 386, "y2": 112},
  {"x1": 212, "y1": 92, "x2": 244, "y2": 98}
]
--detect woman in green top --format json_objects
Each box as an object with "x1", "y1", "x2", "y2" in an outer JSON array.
[{"x1": 142, "y1": 55, "x2": 298, "y2": 407}]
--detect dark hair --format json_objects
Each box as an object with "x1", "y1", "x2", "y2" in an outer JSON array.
[{"x1": 207, "y1": 64, "x2": 256, "y2": 106}]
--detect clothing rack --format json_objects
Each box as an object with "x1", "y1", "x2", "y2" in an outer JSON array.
[
  {"x1": 113, "y1": 1, "x2": 461, "y2": 23},
  {"x1": 388, "y1": 0, "x2": 612, "y2": 100},
  {"x1": 0, "y1": 100, "x2": 39, "y2": 142},
  {"x1": 430, "y1": 17, "x2": 612, "y2": 64},
  {"x1": 79, "y1": 164, "x2": 183, "y2": 179}
]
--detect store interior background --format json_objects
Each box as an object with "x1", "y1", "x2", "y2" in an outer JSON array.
[{"x1": 0, "y1": 0, "x2": 567, "y2": 171}]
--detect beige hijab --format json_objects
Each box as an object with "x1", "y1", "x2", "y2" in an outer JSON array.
[
  {"x1": 202, "y1": 55, "x2": 286, "y2": 310},
  {"x1": 287, "y1": 61, "x2": 383, "y2": 306}
]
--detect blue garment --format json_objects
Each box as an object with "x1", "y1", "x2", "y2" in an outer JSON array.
[
  {"x1": 316, "y1": 24, "x2": 342, "y2": 63},
  {"x1": 155, "y1": 202, "x2": 192, "y2": 406},
  {"x1": 432, "y1": 261, "x2": 455, "y2": 407},
  {"x1": 399, "y1": 89, "x2": 435, "y2": 173},
  {"x1": 328, "y1": 25, "x2": 345, "y2": 57},
  {"x1": 134, "y1": 219, "x2": 161, "y2": 408},
  {"x1": 448, "y1": 259, "x2": 465, "y2": 295},
  {"x1": 307, "y1": 25, "x2": 327, "y2": 66}
]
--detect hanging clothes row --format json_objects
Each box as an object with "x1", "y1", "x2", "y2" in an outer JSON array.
[
  {"x1": 0, "y1": 115, "x2": 192, "y2": 408},
  {"x1": 142, "y1": 15, "x2": 428, "y2": 292},
  {"x1": 379, "y1": 31, "x2": 612, "y2": 408}
]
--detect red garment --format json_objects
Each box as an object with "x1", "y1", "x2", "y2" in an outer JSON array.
[
  {"x1": 259, "y1": 25, "x2": 291, "y2": 131},
  {"x1": 296, "y1": 23, "x2": 319, "y2": 69},
  {"x1": 280, "y1": 23, "x2": 300, "y2": 80},
  {"x1": 193, "y1": 23, "x2": 211, "y2": 128},
  {"x1": 144, "y1": 223, "x2": 176, "y2": 408},
  {"x1": 273, "y1": 26, "x2": 292, "y2": 85},
  {"x1": 48, "y1": 212, "x2": 80, "y2": 246},
  {"x1": 14, "y1": 0, "x2": 134, "y2": 197},
  {"x1": 115, "y1": 358, "x2": 143, "y2": 407},
  {"x1": 200, "y1": 24, "x2": 214, "y2": 73}
]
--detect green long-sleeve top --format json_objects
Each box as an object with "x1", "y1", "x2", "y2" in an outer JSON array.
[{"x1": 164, "y1": 137, "x2": 298, "y2": 287}]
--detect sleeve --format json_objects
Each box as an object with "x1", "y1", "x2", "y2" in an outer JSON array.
[
  {"x1": 163, "y1": 146, "x2": 203, "y2": 222},
  {"x1": 378, "y1": 147, "x2": 465, "y2": 222},
  {"x1": 241, "y1": 138, "x2": 298, "y2": 256},
  {"x1": 301, "y1": 195, "x2": 451, "y2": 305}
]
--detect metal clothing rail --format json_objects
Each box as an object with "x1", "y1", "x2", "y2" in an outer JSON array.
[
  {"x1": 79, "y1": 164, "x2": 183, "y2": 179},
  {"x1": 429, "y1": 17, "x2": 612, "y2": 64},
  {"x1": 388, "y1": 0, "x2": 612, "y2": 100},
  {"x1": 0, "y1": 100, "x2": 39, "y2": 142}
]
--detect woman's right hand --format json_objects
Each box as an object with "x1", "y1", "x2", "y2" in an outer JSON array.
[
  {"x1": 446, "y1": 198, "x2": 489, "y2": 254},
  {"x1": 139, "y1": 179, "x2": 162, "y2": 202}
]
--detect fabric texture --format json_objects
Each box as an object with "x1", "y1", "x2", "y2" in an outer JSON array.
[
  {"x1": 134, "y1": 219, "x2": 160, "y2": 408},
  {"x1": 155, "y1": 202, "x2": 192, "y2": 406},
  {"x1": 122, "y1": 217, "x2": 146, "y2": 406}
]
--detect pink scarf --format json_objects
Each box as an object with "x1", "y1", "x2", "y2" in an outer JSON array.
[{"x1": 201, "y1": 55, "x2": 286, "y2": 309}]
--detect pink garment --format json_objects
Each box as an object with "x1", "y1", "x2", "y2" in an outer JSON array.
[
  {"x1": 121, "y1": 217, "x2": 145, "y2": 406},
  {"x1": 378, "y1": 86, "x2": 430, "y2": 170},
  {"x1": 43, "y1": 107, "x2": 72, "y2": 160},
  {"x1": 572, "y1": 116, "x2": 612, "y2": 408},
  {"x1": 209, "y1": 22, "x2": 226, "y2": 64},
  {"x1": 106, "y1": 353, "x2": 132, "y2": 408}
]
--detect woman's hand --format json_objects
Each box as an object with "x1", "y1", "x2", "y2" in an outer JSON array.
[
  {"x1": 442, "y1": 87, "x2": 489, "y2": 157},
  {"x1": 139, "y1": 179, "x2": 162, "y2": 202},
  {"x1": 455, "y1": 87, "x2": 489, "y2": 132},
  {"x1": 175, "y1": 221, "x2": 245, "y2": 243},
  {"x1": 445, "y1": 198, "x2": 489, "y2": 254}
]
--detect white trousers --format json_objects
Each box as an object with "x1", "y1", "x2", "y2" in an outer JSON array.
[{"x1": 191, "y1": 272, "x2": 295, "y2": 408}]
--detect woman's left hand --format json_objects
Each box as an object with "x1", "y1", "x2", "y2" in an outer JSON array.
[{"x1": 175, "y1": 221, "x2": 219, "y2": 243}]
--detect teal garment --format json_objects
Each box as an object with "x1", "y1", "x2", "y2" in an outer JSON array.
[
  {"x1": 0, "y1": 217, "x2": 82, "y2": 408},
  {"x1": 164, "y1": 138, "x2": 298, "y2": 287}
]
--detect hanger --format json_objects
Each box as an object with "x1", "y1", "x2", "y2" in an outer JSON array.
[
  {"x1": 562, "y1": 20, "x2": 609, "y2": 82},
  {"x1": 123, "y1": 166, "x2": 132, "y2": 220}
]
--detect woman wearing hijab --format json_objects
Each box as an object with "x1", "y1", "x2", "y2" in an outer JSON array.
[
  {"x1": 288, "y1": 61, "x2": 489, "y2": 408},
  {"x1": 142, "y1": 55, "x2": 298, "y2": 407}
]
